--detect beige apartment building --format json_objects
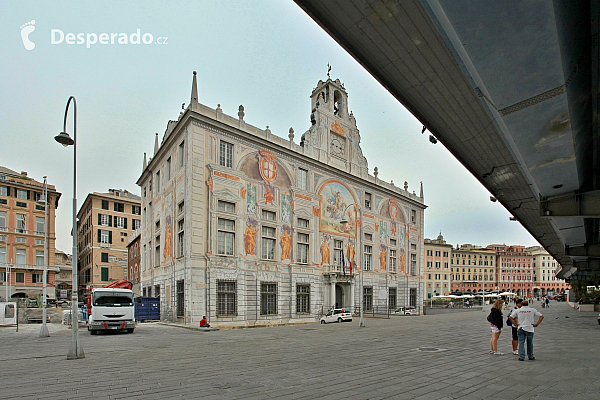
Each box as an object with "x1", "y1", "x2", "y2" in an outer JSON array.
[
  {"x1": 136, "y1": 72, "x2": 427, "y2": 326},
  {"x1": 424, "y1": 233, "x2": 452, "y2": 297},
  {"x1": 76, "y1": 189, "x2": 141, "y2": 293},
  {"x1": 0, "y1": 166, "x2": 61, "y2": 300},
  {"x1": 451, "y1": 244, "x2": 496, "y2": 293},
  {"x1": 527, "y1": 246, "x2": 570, "y2": 297}
]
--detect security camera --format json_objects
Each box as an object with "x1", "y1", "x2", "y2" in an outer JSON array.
[
  {"x1": 490, "y1": 196, "x2": 497, "y2": 202},
  {"x1": 429, "y1": 135, "x2": 437, "y2": 144}
]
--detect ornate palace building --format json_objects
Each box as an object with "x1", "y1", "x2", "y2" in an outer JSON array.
[{"x1": 137, "y1": 72, "x2": 427, "y2": 326}]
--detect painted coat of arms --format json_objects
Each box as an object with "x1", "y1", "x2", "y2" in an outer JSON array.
[{"x1": 259, "y1": 150, "x2": 277, "y2": 183}]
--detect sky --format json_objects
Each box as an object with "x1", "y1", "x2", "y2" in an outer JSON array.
[{"x1": 1, "y1": 0, "x2": 539, "y2": 253}]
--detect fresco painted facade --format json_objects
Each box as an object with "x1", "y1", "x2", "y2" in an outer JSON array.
[{"x1": 137, "y1": 73, "x2": 426, "y2": 326}]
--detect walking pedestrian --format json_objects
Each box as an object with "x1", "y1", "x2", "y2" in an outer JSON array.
[
  {"x1": 508, "y1": 299, "x2": 523, "y2": 355},
  {"x1": 487, "y1": 299, "x2": 504, "y2": 355},
  {"x1": 510, "y1": 300, "x2": 544, "y2": 361}
]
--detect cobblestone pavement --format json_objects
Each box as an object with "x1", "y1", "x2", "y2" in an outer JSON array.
[{"x1": 1, "y1": 301, "x2": 598, "y2": 399}]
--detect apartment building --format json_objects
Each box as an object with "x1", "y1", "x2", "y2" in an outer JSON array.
[
  {"x1": 76, "y1": 189, "x2": 141, "y2": 292},
  {"x1": 137, "y1": 73, "x2": 427, "y2": 326},
  {"x1": 0, "y1": 166, "x2": 61, "y2": 300},
  {"x1": 424, "y1": 233, "x2": 452, "y2": 296},
  {"x1": 127, "y1": 228, "x2": 141, "y2": 295},
  {"x1": 527, "y1": 246, "x2": 570, "y2": 296},
  {"x1": 451, "y1": 244, "x2": 496, "y2": 293},
  {"x1": 488, "y1": 244, "x2": 533, "y2": 297}
]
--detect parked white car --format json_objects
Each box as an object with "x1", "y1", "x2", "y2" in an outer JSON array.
[
  {"x1": 320, "y1": 309, "x2": 353, "y2": 324},
  {"x1": 394, "y1": 306, "x2": 417, "y2": 315}
]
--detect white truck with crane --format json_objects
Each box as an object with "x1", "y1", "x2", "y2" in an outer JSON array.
[{"x1": 86, "y1": 280, "x2": 136, "y2": 335}]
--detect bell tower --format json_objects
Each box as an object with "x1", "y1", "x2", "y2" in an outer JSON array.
[{"x1": 301, "y1": 77, "x2": 368, "y2": 177}]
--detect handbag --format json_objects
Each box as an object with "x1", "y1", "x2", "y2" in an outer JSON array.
[{"x1": 506, "y1": 317, "x2": 512, "y2": 327}]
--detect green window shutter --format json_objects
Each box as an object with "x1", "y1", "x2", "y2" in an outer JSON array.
[
  {"x1": 109, "y1": 215, "x2": 112, "y2": 227},
  {"x1": 124, "y1": 218, "x2": 127, "y2": 229},
  {"x1": 98, "y1": 213, "x2": 102, "y2": 225},
  {"x1": 27, "y1": 190, "x2": 30, "y2": 200},
  {"x1": 109, "y1": 231, "x2": 112, "y2": 244},
  {"x1": 98, "y1": 229, "x2": 101, "y2": 243}
]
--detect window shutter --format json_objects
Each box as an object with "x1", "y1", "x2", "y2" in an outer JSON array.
[
  {"x1": 27, "y1": 190, "x2": 30, "y2": 200},
  {"x1": 124, "y1": 218, "x2": 127, "y2": 229},
  {"x1": 98, "y1": 214, "x2": 102, "y2": 225},
  {"x1": 98, "y1": 229, "x2": 101, "y2": 243},
  {"x1": 109, "y1": 231, "x2": 112, "y2": 244},
  {"x1": 109, "y1": 215, "x2": 112, "y2": 227}
]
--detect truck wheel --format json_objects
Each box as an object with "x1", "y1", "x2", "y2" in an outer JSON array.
[
  {"x1": 127, "y1": 328, "x2": 134, "y2": 333},
  {"x1": 90, "y1": 330, "x2": 97, "y2": 335}
]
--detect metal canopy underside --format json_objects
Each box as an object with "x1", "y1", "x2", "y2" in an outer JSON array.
[{"x1": 295, "y1": 0, "x2": 599, "y2": 280}]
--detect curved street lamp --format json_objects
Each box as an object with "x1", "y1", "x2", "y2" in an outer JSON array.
[
  {"x1": 340, "y1": 203, "x2": 364, "y2": 327},
  {"x1": 55, "y1": 96, "x2": 85, "y2": 359},
  {"x1": 38, "y1": 176, "x2": 49, "y2": 337}
]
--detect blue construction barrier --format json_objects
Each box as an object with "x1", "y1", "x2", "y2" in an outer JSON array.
[{"x1": 134, "y1": 297, "x2": 160, "y2": 322}]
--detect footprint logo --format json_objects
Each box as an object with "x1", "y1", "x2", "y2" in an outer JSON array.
[{"x1": 20, "y1": 20, "x2": 36, "y2": 50}]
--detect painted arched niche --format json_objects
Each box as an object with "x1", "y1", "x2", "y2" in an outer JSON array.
[{"x1": 317, "y1": 180, "x2": 358, "y2": 238}]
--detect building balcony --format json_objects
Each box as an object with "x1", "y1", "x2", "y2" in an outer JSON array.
[
  {"x1": 323, "y1": 264, "x2": 354, "y2": 276},
  {"x1": 100, "y1": 242, "x2": 111, "y2": 248}
]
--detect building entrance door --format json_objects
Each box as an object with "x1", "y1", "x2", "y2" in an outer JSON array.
[{"x1": 335, "y1": 284, "x2": 343, "y2": 309}]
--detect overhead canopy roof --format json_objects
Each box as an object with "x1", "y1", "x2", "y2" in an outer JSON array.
[{"x1": 295, "y1": 0, "x2": 600, "y2": 280}]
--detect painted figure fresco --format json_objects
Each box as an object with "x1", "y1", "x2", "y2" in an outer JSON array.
[
  {"x1": 380, "y1": 221, "x2": 387, "y2": 243},
  {"x1": 246, "y1": 184, "x2": 257, "y2": 214},
  {"x1": 244, "y1": 218, "x2": 259, "y2": 255},
  {"x1": 280, "y1": 225, "x2": 292, "y2": 260},
  {"x1": 347, "y1": 239, "x2": 355, "y2": 274},
  {"x1": 320, "y1": 234, "x2": 330, "y2": 265},
  {"x1": 379, "y1": 244, "x2": 387, "y2": 270},
  {"x1": 164, "y1": 215, "x2": 173, "y2": 260},
  {"x1": 391, "y1": 222, "x2": 397, "y2": 236},
  {"x1": 281, "y1": 194, "x2": 292, "y2": 223},
  {"x1": 264, "y1": 185, "x2": 274, "y2": 205},
  {"x1": 399, "y1": 248, "x2": 406, "y2": 273},
  {"x1": 319, "y1": 181, "x2": 356, "y2": 237}
]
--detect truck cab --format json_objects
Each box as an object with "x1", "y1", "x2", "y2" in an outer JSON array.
[{"x1": 87, "y1": 288, "x2": 136, "y2": 334}]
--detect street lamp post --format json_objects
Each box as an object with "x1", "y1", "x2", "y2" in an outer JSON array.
[
  {"x1": 340, "y1": 203, "x2": 364, "y2": 327},
  {"x1": 55, "y1": 96, "x2": 85, "y2": 359},
  {"x1": 38, "y1": 176, "x2": 50, "y2": 337}
]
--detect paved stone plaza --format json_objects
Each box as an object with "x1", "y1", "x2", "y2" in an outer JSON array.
[{"x1": 1, "y1": 301, "x2": 598, "y2": 399}]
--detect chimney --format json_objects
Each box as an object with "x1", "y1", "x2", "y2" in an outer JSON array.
[{"x1": 21, "y1": 171, "x2": 27, "y2": 176}]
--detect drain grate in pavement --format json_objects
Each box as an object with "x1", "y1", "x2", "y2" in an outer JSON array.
[
  {"x1": 301, "y1": 328, "x2": 318, "y2": 331},
  {"x1": 415, "y1": 347, "x2": 446, "y2": 352}
]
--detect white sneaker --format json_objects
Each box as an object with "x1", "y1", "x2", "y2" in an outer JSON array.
[
  {"x1": 493, "y1": 351, "x2": 504, "y2": 355},
  {"x1": 512, "y1": 350, "x2": 519, "y2": 355},
  {"x1": 490, "y1": 350, "x2": 495, "y2": 354}
]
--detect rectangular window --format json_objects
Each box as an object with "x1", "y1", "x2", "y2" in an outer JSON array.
[
  {"x1": 178, "y1": 201, "x2": 185, "y2": 214},
  {"x1": 155, "y1": 171, "x2": 161, "y2": 192},
  {"x1": 100, "y1": 214, "x2": 110, "y2": 226},
  {"x1": 36, "y1": 217, "x2": 45, "y2": 235},
  {"x1": 364, "y1": 192, "x2": 372, "y2": 210},
  {"x1": 16, "y1": 214, "x2": 26, "y2": 233},
  {"x1": 0, "y1": 211, "x2": 6, "y2": 230},
  {"x1": 389, "y1": 249, "x2": 397, "y2": 273},
  {"x1": 0, "y1": 272, "x2": 4, "y2": 282},
  {"x1": 0, "y1": 246, "x2": 5, "y2": 264},
  {"x1": 435, "y1": 262, "x2": 441, "y2": 268},
  {"x1": 261, "y1": 226, "x2": 276, "y2": 260},
  {"x1": 390, "y1": 238, "x2": 396, "y2": 246},
  {"x1": 17, "y1": 189, "x2": 27, "y2": 199},
  {"x1": 297, "y1": 218, "x2": 309, "y2": 228},
  {"x1": 101, "y1": 267, "x2": 109, "y2": 281},
  {"x1": 177, "y1": 219, "x2": 184, "y2": 257},
  {"x1": 389, "y1": 288, "x2": 397, "y2": 309},
  {"x1": 114, "y1": 202, "x2": 124, "y2": 213},
  {"x1": 261, "y1": 209, "x2": 276, "y2": 221},
  {"x1": 155, "y1": 237, "x2": 161, "y2": 267},
  {"x1": 36, "y1": 250, "x2": 44, "y2": 266},
  {"x1": 16, "y1": 237, "x2": 26, "y2": 243},
  {"x1": 298, "y1": 168, "x2": 308, "y2": 190},
  {"x1": 297, "y1": 233, "x2": 309, "y2": 264},
  {"x1": 261, "y1": 283, "x2": 277, "y2": 315},
  {"x1": 101, "y1": 252, "x2": 109, "y2": 262},
  {"x1": 443, "y1": 251, "x2": 448, "y2": 257},
  {"x1": 427, "y1": 261, "x2": 432, "y2": 268},
  {"x1": 217, "y1": 280, "x2": 237, "y2": 316},
  {"x1": 333, "y1": 240, "x2": 343, "y2": 267},
  {"x1": 132, "y1": 219, "x2": 141, "y2": 230},
  {"x1": 296, "y1": 284, "x2": 310, "y2": 313},
  {"x1": 364, "y1": 233, "x2": 372, "y2": 241},
  {"x1": 219, "y1": 140, "x2": 233, "y2": 168},
  {"x1": 410, "y1": 253, "x2": 417, "y2": 275},
  {"x1": 179, "y1": 141, "x2": 185, "y2": 168},
  {"x1": 0, "y1": 186, "x2": 7, "y2": 196},
  {"x1": 166, "y1": 157, "x2": 171, "y2": 181},
  {"x1": 102, "y1": 200, "x2": 109, "y2": 210},
  {"x1": 16, "y1": 272, "x2": 24, "y2": 283},
  {"x1": 364, "y1": 245, "x2": 372, "y2": 271},
  {"x1": 427, "y1": 250, "x2": 432, "y2": 256},
  {"x1": 435, "y1": 251, "x2": 441, "y2": 257},
  {"x1": 411, "y1": 209, "x2": 416, "y2": 223},
  {"x1": 115, "y1": 216, "x2": 125, "y2": 229},
  {"x1": 217, "y1": 218, "x2": 235, "y2": 256},
  {"x1": 217, "y1": 200, "x2": 235, "y2": 213},
  {"x1": 32, "y1": 273, "x2": 43, "y2": 283},
  {"x1": 100, "y1": 230, "x2": 110, "y2": 244},
  {"x1": 16, "y1": 248, "x2": 26, "y2": 265},
  {"x1": 363, "y1": 287, "x2": 373, "y2": 311},
  {"x1": 132, "y1": 205, "x2": 141, "y2": 215}
]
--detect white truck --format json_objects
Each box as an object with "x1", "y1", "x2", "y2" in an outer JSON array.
[{"x1": 87, "y1": 286, "x2": 136, "y2": 335}]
